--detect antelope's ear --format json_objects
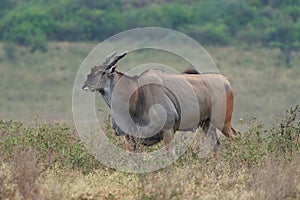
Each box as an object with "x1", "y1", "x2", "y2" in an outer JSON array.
[
  {"x1": 106, "y1": 51, "x2": 127, "y2": 70},
  {"x1": 108, "y1": 65, "x2": 117, "y2": 74},
  {"x1": 103, "y1": 51, "x2": 117, "y2": 65}
]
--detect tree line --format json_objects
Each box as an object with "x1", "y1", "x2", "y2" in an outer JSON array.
[{"x1": 0, "y1": 0, "x2": 299, "y2": 66}]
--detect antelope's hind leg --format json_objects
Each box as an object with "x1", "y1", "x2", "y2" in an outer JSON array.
[
  {"x1": 123, "y1": 135, "x2": 137, "y2": 152},
  {"x1": 198, "y1": 120, "x2": 220, "y2": 158},
  {"x1": 200, "y1": 118, "x2": 220, "y2": 147},
  {"x1": 163, "y1": 129, "x2": 176, "y2": 156}
]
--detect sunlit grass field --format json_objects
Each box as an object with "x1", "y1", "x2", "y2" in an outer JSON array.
[{"x1": 0, "y1": 106, "x2": 299, "y2": 199}]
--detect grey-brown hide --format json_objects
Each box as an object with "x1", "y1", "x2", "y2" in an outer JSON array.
[{"x1": 82, "y1": 52, "x2": 237, "y2": 152}]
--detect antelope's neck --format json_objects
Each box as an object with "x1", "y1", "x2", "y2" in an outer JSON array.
[
  {"x1": 105, "y1": 71, "x2": 137, "y2": 107},
  {"x1": 112, "y1": 71, "x2": 137, "y2": 87}
]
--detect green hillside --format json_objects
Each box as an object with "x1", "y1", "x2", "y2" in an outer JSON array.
[{"x1": 1, "y1": 0, "x2": 300, "y2": 67}]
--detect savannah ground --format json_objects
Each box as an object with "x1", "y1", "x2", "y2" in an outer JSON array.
[{"x1": 0, "y1": 42, "x2": 300, "y2": 199}]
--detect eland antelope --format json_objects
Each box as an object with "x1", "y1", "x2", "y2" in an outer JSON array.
[{"x1": 82, "y1": 52, "x2": 237, "y2": 152}]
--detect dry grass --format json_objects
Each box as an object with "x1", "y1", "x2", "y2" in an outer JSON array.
[
  {"x1": 1, "y1": 152, "x2": 299, "y2": 199},
  {"x1": 10, "y1": 150, "x2": 42, "y2": 200},
  {"x1": 0, "y1": 108, "x2": 299, "y2": 200},
  {"x1": 251, "y1": 155, "x2": 300, "y2": 200}
]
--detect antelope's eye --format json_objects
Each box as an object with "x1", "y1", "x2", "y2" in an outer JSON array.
[
  {"x1": 102, "y1": 71, "x2": 105, "y2": 75},
  {"x1": 99, "y1": 89, "x2": 105, "y2": 95}
]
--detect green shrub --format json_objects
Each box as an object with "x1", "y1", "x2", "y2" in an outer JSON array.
[
  {"x1": 0, "y1": 0, "x2": 300, "y2": 53},
  {"x1": 221, "y1": 105, "x2": 300, "y2": 170},
  {"x1": 0, "y1": 106, "x2": 299, "y2": 175},
  {"x1": 179, "y1": 23, "x2": 232, "y2": 45},
  {"x1": 0, "y1": 5, "x2": 52, "y2": 51},
  {"x1": 266, "y1": 105, "x2": 300, "y2": 160},
  {"x1": 0, "y1": 120, "x2": 102, "y2": 174}
]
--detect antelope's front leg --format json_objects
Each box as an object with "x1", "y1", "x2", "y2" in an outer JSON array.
[
  {"x1": 163, "y1": 129, "x2": 176, "y2": 155},
  {"x1": 123, "y1": 135, "x2": 136, "y2": 152}
]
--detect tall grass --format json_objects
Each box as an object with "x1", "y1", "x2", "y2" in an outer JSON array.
[{"x1": 0, "y1": 106, "x2": 299, "y2": 199}]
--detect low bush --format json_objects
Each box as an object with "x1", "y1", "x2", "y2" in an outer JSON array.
[
  {"x1": 0, "y1": 105, "x2": 299, "y2": 199},
  {"x1": 0, "y1": 120, "x2": 103, "y2": 174}
]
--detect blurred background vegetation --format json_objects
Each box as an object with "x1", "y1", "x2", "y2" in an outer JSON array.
[{"x1": 0, "y1": 0, "x2": 300, "y2": 67}]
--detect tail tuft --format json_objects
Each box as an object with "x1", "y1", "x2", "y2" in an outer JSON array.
[{"x1": 183, "y1": 68, "x2": 199, "y2": 74}]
